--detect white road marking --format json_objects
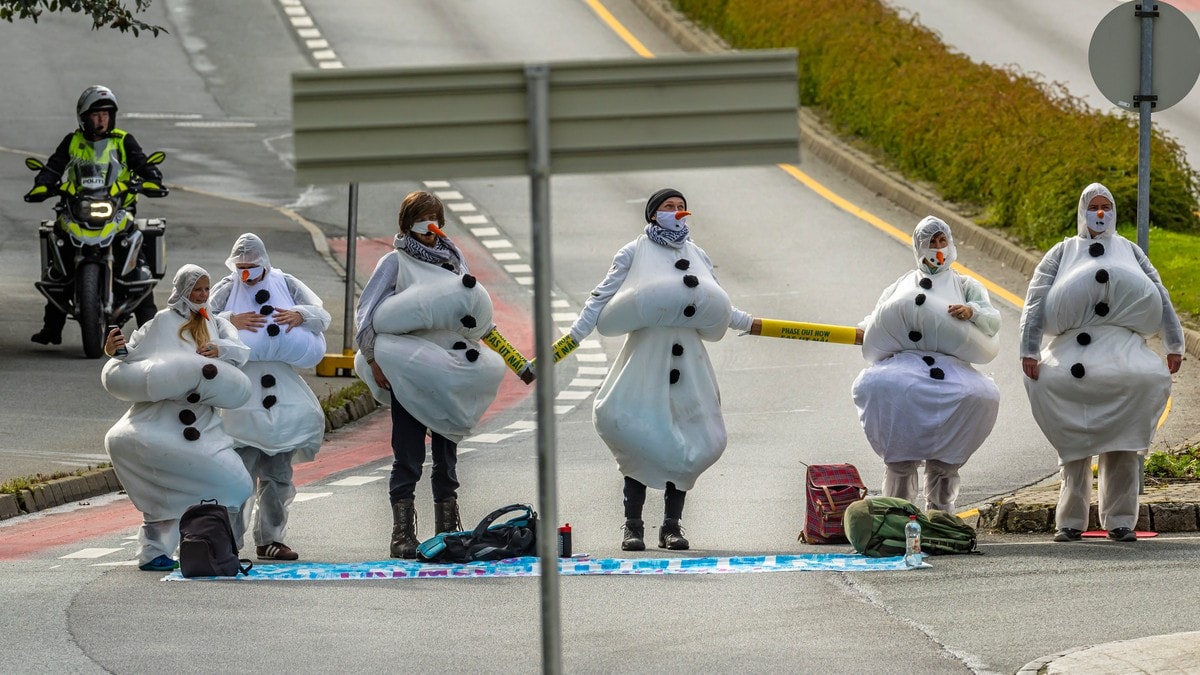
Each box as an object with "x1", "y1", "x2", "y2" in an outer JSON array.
[
  {"x1": 472, "y1": 227, "x2": 501, "y2": 237},
  {"x1": 447, "y1": 202, "x2": 477, "y2": 212},
  {"x1": 578, "y1": 366, "x2": 609, "y2": 376},
  {"x1": 423, "y1": 180, "x2": 451, "y2": 188},
  {"x1": 556, "y1": 390, "x2": 592, "y2": 401},
  {"x1": 459, "y1": 215, "x2": 490, "y2": 224},
  {"x1": 577, "y1": 353, "x2": 607, "y2": 362},
  {"x1": 481, "y1": 239, "x2": 513, "y2": 249},
  {"x1": 466, "y1": 433, "x2": 512, "y2": 444},
  {"x1": 435, "y1": 191, "x2": 464, "y2": 200},
  {"x1": 60, "y1": 548, "x2": 123, "y2": 559},
  {"x1": 91, "y1": 560, "x2": 140, "y2": 567},
  {"x1": 492, "y1": 252, "x2": 521, "y2": 261},
  {"x1": 293, "y1": 492, "x2": 333, "y2": 503},
  {"x1": 505, "y1": 264, "x2": 533, "y2": 274},
  {"x1": 328, "y1": 476, "x2": 383, "y2": 487}
]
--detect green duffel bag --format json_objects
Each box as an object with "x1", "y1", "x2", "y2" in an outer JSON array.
[{"x1": 843, "y1": 496, "x2": 980, "y2": 557}]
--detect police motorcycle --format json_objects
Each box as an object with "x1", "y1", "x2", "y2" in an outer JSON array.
[{"x1": 24, "y1": 151, "x2": 168, "y2": 359}]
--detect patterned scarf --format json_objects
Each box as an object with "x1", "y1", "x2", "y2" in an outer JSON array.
[
  {"x1": 644, "y1": 222, "x2": 689, "y2": 249},
  {"x1": 396, "y1": 233, "x2": 464, "y2": 272}
]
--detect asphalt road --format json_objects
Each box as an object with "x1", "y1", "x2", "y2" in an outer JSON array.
[{"x1": 2, "y1": 1, "x2": 1199, "y2": 673}]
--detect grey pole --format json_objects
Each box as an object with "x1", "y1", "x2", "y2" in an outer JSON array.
[
  {"x1": 1135, "y1": 3, "x2": 1157, "y2": 494},
  {"x1": 344, "y1": 183, "x2": 360, "y2": 355},
  {"x1": 526, "y1": 62, "x2": 562, "y2": 675}
]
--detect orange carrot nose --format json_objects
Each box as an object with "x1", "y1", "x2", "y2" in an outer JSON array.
[
  {"x1": 199, "y1": 307, "x2": 210, "y2": 320},
  {"x1": 936, "y1": 250, "x2": 946, "y2": 265},
  {"x1": 1096, "y1": 210, "x2": 1106, "y2": 219},
  {"x1": 428, "y1": 224, "x2": 446, "y2": 237},
  {"x1": 241, "y1": 270, "x2": 251, "y2": 281},
  {"x1": 675, "y1": 211, "x2": 691, "y2": 218}
]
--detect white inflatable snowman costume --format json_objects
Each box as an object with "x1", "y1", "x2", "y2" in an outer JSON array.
[
  {"x1": 101, "y1": 264, "x2": 253, "y2": 565},
  {"x1": 853, "y1": 217, "x2": 1001, "y2": 469}
]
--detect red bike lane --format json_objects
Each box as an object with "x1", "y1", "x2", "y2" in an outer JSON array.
[{"x1": 0, "y1": 232, "x2": 537, "y2": 560}]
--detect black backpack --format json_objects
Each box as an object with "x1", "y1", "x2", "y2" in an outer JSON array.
[
  {"x1": 416, "y1": 503, "x2": 538, "y2": 564},
  {"x1": 178, "y1": 499, "x2": 253, "y2": 577}
]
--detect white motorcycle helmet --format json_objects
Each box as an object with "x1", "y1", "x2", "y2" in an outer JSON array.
[{"x1": 76, "y1": 85, "x2": 119, "y2": 138}]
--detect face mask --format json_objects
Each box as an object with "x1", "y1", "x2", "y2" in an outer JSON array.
[
  {"x1": 411, "y1": 220, "x2": 438, "y2": 235},
  {"x1": 1086, "y1": 209, "x2": 1111, "y2": 233},
  {"x1": 239, "y1": 266, "x2": 265, "y2": 283},
  {"x1": 655, "y1": 210, "x2": 689, "y2": 232},
  {"x1": 920, "y1": 246, "x2": 954, "y2": 272},
  {"x1": 184, "y1": 298, "x2": 209, "y2": 318}
]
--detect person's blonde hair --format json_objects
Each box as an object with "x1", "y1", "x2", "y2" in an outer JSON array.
[{"x1": 178, "y1": 311, "x2": 212, "y2": 348}]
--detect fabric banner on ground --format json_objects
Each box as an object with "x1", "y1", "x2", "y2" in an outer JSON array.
[{"x1": 163, "y1": 553, "x2": 928, "y2": 581}]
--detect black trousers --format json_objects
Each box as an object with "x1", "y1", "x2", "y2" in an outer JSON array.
[
  {"x1": 623, "y1": 476, "x2": 686, "y2": 521},
  {"x1": 388, "y1": 391, "x2": 459, "y2": 504}
]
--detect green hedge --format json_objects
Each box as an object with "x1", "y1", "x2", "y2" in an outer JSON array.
[{"x1": 674, "y1": 0, "x2": 1200, "y2": 248}]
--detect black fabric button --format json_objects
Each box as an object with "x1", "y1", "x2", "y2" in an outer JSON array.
[
  {"x1": 442, "y1": 263, "x2": 456, "y2": 271},
  {"x1": 683, "y1": 305, "x2": 696, "y2": 317},
  {"x1": 915, "y1": 294, "x2": 926, "y2": 306},
  {"x1": 1089, "y1": 242, "x2": 1105, "y2": 257},
  {"x1": 1095, "y1": 302, "x2": 1110, "y2": 317},
  {"x1": 178, "y1": 410, "x2": 197, "y2": 425},
  {"x1": 1071, "y1": 363, "x2": 1086, "y2": 378},
  {"x1": 683, "y1": 275, "x2": 699, "y2": 288},
  {"x1": 259, "y1": 305, "x2": 274, "y2": 315},
  {"x1": 672, "y1": 344, "x2": 684, "y2": 357},
  {"x1": 908, "y1": 331, "x2": 923, "y2": 342},
  {"x1": 919, "y1": 278, "x2": 933, "y2": 290},
  {"x1": 263, "y1": 395, "x2": 277, "y2": 410},
  {"x1": 267, "y1": 324, "x2": 281, "y2": 336},
  {"x1": 460, "y1": 315, "x2": 477, "y2": 329},
  {"x1": 183, "y1": 427, "x2": 201, "y2": 441},
  {"x1": 254, "y1": 289, "x2": 270, "y2": 304},
  {"x1": 675, "y1": 259, "x2": 690, "y2": 270},
  {"x1": 922, "y1": 355, "x2": 935, "y2": 366},
  {"x1": 261, "y1": 374, "x2": 276, "y2": 388},
  {"x1": 669, "y1": 369, "x2": 680, "y2": 384},
  {"x1": 187, "y1": 393, "x2": 201, "y2": 404},
  {"x1": 465, "y1": 349, "x2": 479, "y2": 362},
  {"x1": 1095, "y1": 269, "x2": 1109, "y2": 284},
  {"x1": 461, "y1": 274, "x2": 477, "y2": 288},
  {"x1": 1077, "y1": 332, "x2": 1092, "y2": 346},
  {"x1": 929, "y1": 368, "x2": 945, "y2": 380},
  {"x1": 202, "y1": 364, "x2": 218, "y2": 380},
  {"x1": 453, "y1": 341, "x2": 466, "y2": 350}
]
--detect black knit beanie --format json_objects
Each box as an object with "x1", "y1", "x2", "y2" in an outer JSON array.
[{"x1": 644, "y1": 188, "x2": 686, "y2": 223}]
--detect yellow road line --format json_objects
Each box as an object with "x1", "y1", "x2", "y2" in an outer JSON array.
[{"x1": 583, "y1": 0, "x2": 655, "y2": 58}]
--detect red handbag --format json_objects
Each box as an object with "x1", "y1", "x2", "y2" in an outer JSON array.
[{"x1": 799, "y1": 464, "x2": 867, "y2": 544}]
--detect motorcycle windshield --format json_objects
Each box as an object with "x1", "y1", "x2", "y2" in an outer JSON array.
[{"x1": 61, "y1": 140, "x2": 129, "y2": 244}]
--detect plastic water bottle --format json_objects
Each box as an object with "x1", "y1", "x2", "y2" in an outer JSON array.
[{"x1": 904, "y1": 515, "x2": 923, "y2": 568}]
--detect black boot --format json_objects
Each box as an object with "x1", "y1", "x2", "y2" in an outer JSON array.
[
  {"x1": 433, "y1": 498, "x2": 462, "y2": 534},
  {"x1": 390, "y1": 499, "x2": 418, "y2": 559},
  {"x1": 621, "y1": 518, "x2": 646, "y2": 551},
  {"x1": 31, "y1": 305, "x2": 65, "y2": 345},
  {"x1": 659, "y1": 518, "x2": 690, "y2": 550}
]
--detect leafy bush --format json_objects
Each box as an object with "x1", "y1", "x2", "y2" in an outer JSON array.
[
  {"x1": 1144, "y1": 445, "x2": 1200, "y2": 479},
  {"x1": 673, "y1": 0, "x2": 1200, "y2": 247}
]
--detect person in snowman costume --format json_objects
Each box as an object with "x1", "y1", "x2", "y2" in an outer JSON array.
[
  {"x1": 1020, "y1": 183, "x2": 1183, "y2": 543},
  {"x1": 852, "y1": 216, "x2": 1001, "y2": 513},
  {"x1": 101, "y1": 264, "x2": 253, "y2": 571},
  {"x1": 355, "y1": 190, "x2": 526, "y2": 559},
  {"x1": 209, "y1": 233, "x2": 331, "y2": 562},
  {"x1": 554, "y1": 188, "x2": 754, "y2": 551}
]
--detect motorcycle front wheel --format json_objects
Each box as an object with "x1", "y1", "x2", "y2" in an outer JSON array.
[{"x1": 78, "y1": 264, "x2": 106, "y2": 359}]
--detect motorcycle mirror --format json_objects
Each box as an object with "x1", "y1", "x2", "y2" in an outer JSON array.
[
  {"x1": 25, "y1": 157, "x2": 45, "y2": 171},
  {"x1": 145, "y1": 151, "x2": 166, "y2": 165}
]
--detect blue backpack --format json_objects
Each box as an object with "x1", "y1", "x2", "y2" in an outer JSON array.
[{"x1": 416, "y1": 503, "x2": 538, "y2": 564}]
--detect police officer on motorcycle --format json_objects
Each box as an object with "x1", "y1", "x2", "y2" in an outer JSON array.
[{"x1": 25, "y1": 85, "x2": 164, "y2": 345}]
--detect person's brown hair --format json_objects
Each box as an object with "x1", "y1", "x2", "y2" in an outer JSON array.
[{"x1": 397, "y1": 191, "x2": 445, "y2": 235}]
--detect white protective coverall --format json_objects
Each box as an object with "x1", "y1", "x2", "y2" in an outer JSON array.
[
  {"x1": 569, "y1": 218, "x2": 752, "y2": 491},
  {"x1": 852, "y1": 216, "x2": 1001, "y2": 511},
  {"x1": 210, "y1": 234, "x2": 331, "y2": 549},
  {"x1": 101, "y1": 264, "x2": 253, "y2": 564},
  {"x1": 354, "y1": 233, "x2": 505, "y2": 443},
  {"x1": 1020, "y1": 183, "x2": 1184, "y2": 531}
]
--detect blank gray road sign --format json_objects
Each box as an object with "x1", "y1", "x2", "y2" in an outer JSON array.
[
  {"x1": 292, "y1": 50, "x2": 799, "y2": 184},
  {"x1": 1089, "y1": 1, "x2": 1200, "y2": 112}
]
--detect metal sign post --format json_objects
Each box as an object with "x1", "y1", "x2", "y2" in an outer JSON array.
[{"x1": 291, "y1": 51, "x2": 799, "y2": 673}]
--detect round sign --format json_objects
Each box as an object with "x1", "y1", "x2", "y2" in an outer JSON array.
[{"x1": 1089, "y1": 1, "x2": 1200, "y2": 112}]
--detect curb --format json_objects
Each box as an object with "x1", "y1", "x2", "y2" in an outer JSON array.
[
  {"x1": 1016, "y1": 646, "x2": 1091, "y2": 675},
  {"x1": 1, "y1": 467, "x2": 124, "y2": 521},
  {"x1": 628, "y1": 0, "x2": 1200, "y2": 360},
  {"x1": 323, "y1": 389, "x2": 381, "y2": 433},
  {"x1": 978, "y1": 482, "x2": 1200, "y2": 534}
]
